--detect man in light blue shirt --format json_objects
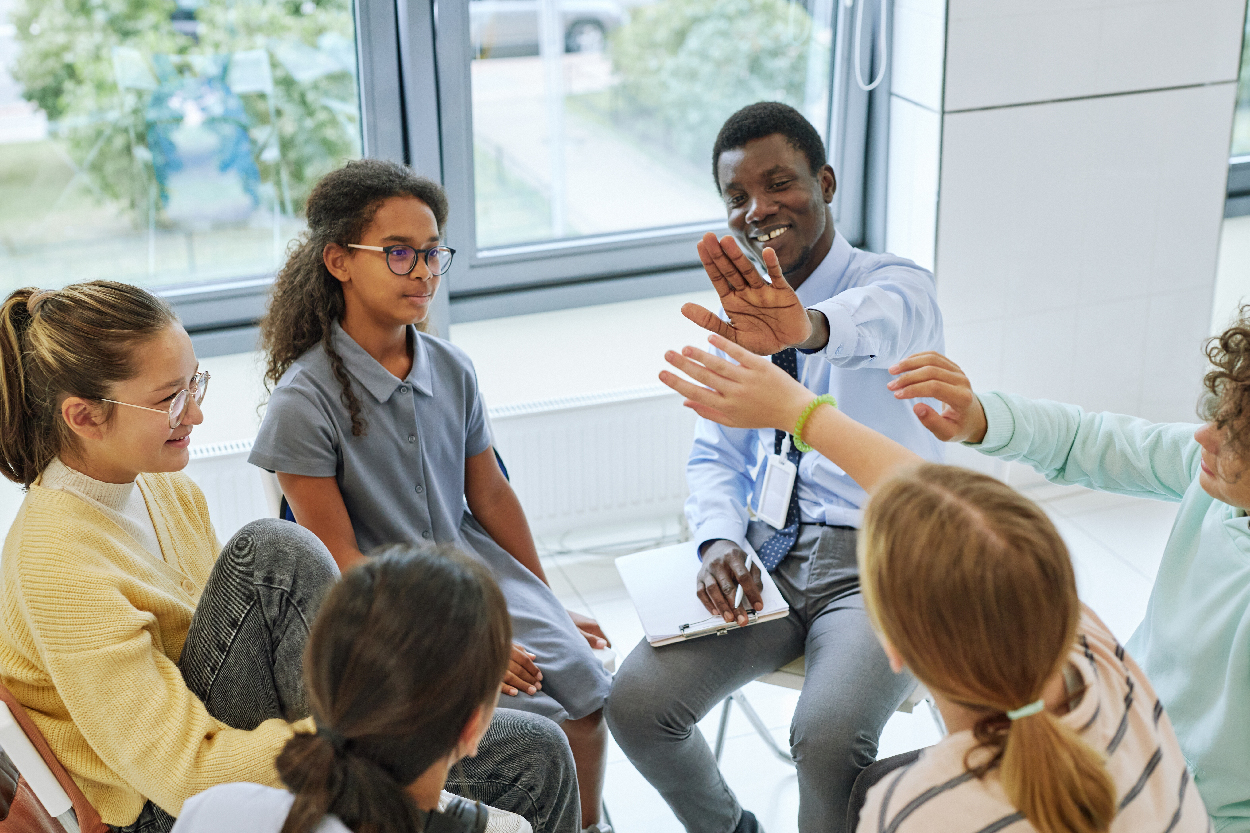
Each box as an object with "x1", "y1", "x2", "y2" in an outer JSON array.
[{"x1": 606, "y1": 102, "x2": 944, "y2": 833}]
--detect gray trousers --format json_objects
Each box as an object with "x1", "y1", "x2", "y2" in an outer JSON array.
[
  {"x1": 606, "y1": 524, "x2": 914, "y2": 833},
  {"x1": 113, "y1": 519, "x2": 580, "y2": 833}
]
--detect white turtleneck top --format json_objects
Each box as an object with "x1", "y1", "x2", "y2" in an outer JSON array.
[{"x1": 40, "y1": 457, "x2": 164, "y2": 562}]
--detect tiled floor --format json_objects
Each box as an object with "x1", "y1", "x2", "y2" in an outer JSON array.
[{"x1": 538, "y1": 484, "x2": 1180, "y2": 833}]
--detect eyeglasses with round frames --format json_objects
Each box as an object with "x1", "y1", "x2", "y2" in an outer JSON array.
[
  {"x1": 100, "y1": 371, "x2": 210, "y2": 429},
  {"x1": 347, "y1": 243, "x2": 456, "y2": 277}
]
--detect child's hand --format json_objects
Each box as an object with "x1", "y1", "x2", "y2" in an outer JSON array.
[
  {"x1": 887, "y1": 352, "x2": 989, "y2": 444},
  {"x1": 659, "y1": 333, "x2": 812, "y2": 432},
  {"x1": 568, "y1": 610, "x2": 610, "y2": 649},
  {"x1": 502, "y1": 643, "x2": 542, "y2": 696}
]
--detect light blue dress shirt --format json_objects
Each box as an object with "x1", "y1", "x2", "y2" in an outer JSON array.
[{"x1": 686, "y1": 232, "x2": 946, "y2": 548}]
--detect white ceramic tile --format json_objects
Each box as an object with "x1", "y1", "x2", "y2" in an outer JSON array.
[
  {"x1": 1069, "y1": 296, "x2": 1149, "y2": 417},
  {"x1": 940, "y1": 318, "x2": 1005, "y2": 393},
  {"x1": 995, "y1": 306, "x2": 1077, "y2": 403},
  {"x1": 890, "y1": 0, "x2": 946, "y2": 112},
  {"x1": 1140, "y1": 289, "x2": 1213, "y2": 424},
  {"x1": 936, "y1": 85, "x2": 1231, "y2": 411},
  {"x1": 1212, "y1": 215, "x2": 1250, "y2": 336},
  {"x1": 886, "y1": 97, "x2": 941, "y2": 272},
  {"x1": 945, "y1": 0, "x2": 1244, "y2": 111}
]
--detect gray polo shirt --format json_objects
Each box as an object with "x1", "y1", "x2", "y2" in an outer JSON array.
[{"x1": 249, "y1": 322, "x2": 492, "y2": 553}]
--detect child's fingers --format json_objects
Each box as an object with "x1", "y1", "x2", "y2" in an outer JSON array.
[
  {"x1": 705, "y1": 333, "x2": 767, "y2": 369},
  {"x1": 659, "y1": 369, "x2": 723, "y2": 411},
  {"x1": 503, "y1": 670, "x2": 538, "y2": 695},
  {"x1": 912, "y1": 403, "x2": 964, "y2": 442},
  {"x1": 892, "y1": 379, "x2": 968, "y2": 405},
  {"x1": 886, "y1": 365, "x2": 968, "y2": 391},
  {"x1": 888, "y1": 351, "x2": 962, "y2": 376}
]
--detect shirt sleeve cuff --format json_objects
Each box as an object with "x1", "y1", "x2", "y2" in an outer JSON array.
[
  {"x1": 964, "y1": 392, "x2": 1015, "y2": 454},
  {"x1": 692, "y1": 518, "x2": 749, "y2": 556},
  {"x1": 803, "y1": 299, "x2": 858, "y2": 360}
]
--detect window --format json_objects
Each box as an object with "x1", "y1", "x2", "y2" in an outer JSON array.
[
  {"x1": 435, "y1": 0, "x2": 875, "y2": 308},
  {"x1": 1227, "y1": 1, "x2": 1250, "y2": 216},
  {"x1": 0, "y1": 0, "x2": 881, "y2": 340}
]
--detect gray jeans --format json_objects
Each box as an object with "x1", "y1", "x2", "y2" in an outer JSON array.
[
  {"x1": 606, "y1": 524, "x2": 914, "y2": 833},
  {"x1": 113, "y1": 520, "x2": 580, "y2": 833}
]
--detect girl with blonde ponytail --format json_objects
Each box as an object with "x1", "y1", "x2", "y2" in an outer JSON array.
[
  {"x1": 173, "y1": 545, "x2": 531, "y2": 833},
  {"x1": 658, "y1": 333, "x2": 1210, "y2": 833},
  {"x1": 0, "y1": 282, "x2": 340, "y2": 833}
]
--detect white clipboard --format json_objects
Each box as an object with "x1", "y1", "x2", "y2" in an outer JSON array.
[{"x1": 615, "y1": 541, "x2": 790, "y2": 647}]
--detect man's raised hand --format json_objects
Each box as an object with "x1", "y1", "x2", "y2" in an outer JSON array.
[
  {"x1": 682, "y1": 232, "x2": 813, "y2": 356},
  {"x1": 887, "y1": 352, "x2": 988, "y2": 444}
]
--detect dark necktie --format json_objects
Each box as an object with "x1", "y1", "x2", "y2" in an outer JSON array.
[{"x1": 757, "y1": 348, "x2": 803, "y2": 571}]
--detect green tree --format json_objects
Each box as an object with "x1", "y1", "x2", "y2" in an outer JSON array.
[
  {"x1": 9, "y1": 0, "x2": 358, "y2": 223},
  {"x1": 610, "y1": 0, "x2": 816, "y2": 172}
]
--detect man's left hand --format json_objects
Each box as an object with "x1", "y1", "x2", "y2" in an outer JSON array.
[
  {"x1": 683, "y1": 232, "x2": 814, "y2": 356},
  {"x1": 568, "y1": 609, "x2": 611, "y2": 649}
]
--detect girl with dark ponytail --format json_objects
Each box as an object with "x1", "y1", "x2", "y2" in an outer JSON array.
[
  {"x1": 0, "y1": 281, "x2": 340, "y2": 833},
  {"x1": 172, "y1": 544, "x2": 529, "y2": 833},
  {"x1": 658, "y1": 335, "x2": 1211, "y2": 833},
  {"x1": 249, "y1": 159, "x2": 611, "y2": 831}
]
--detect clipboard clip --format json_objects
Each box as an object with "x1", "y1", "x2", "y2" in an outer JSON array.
[{"x1": 679, "y1": 611, "x2": 759, "y2": 638}]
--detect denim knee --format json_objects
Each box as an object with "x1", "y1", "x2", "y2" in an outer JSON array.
[{"x1": 223, "y1": 518, "x2": 339, "y2": 587}]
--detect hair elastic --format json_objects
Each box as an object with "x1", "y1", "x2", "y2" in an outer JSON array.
[
  {"x1": 26, "y1": 289, "x2": 55, "y2": 314},
  {"x1": 1006, "y1": 699, "x2": 1045, "y2": 721},
  {"x1": 793, "y1": 394, "x2": 838, "y2": 453},
  {"x1": 316, "y1": 720, "x2": 348, "y2": 755}
]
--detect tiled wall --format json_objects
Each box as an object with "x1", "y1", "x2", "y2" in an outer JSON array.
[{"x1": 889, "y1": 0, "x2": 1245, "y2": 423}]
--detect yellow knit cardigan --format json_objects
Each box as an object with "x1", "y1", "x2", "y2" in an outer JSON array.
[{"x1": 0, "y1": 470, "x2": 304, "y2": 826}]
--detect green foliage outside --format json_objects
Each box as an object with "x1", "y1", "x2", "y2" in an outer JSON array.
[
  {"x1": 8, "y1": 0, "x2": 359, "y2": 225},
  {"x1": 608, "y1": 0, "x2": 816, "y2": 174}
]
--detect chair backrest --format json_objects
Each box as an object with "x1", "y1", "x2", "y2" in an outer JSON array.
[{"x1": 0, "y1": 685, "x2": 106, "y2": 833}]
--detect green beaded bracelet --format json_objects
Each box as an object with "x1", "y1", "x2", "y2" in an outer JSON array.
[{"x1": 793, "y1": 394, "x2": 837, "y2": 453}]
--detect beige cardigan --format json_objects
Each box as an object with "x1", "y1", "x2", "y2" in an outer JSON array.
[{"x1": 0, "y1": 470, "x2": 306, "y2": 826}]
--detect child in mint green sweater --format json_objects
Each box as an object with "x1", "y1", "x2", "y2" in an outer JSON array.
[{"x1": 881, "y1": 332, "x2": 1250, "y2": 832}]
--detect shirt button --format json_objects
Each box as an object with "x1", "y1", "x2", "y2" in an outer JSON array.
[
  {"x1": 408, "y1": 434, "x2": 416, "y2": 443},
  {"x1": 421, "y1": 530, "x2": 431, "y2": 540},
  {"x1": 415, "y1": 484, "x2": 425, "y2": 494},
  {"x1": 181, "y1": 579, "x2": 194, "y2": 593},
  {"x1": 399, "y1": 385, "x2": 409, "y2": 393}
]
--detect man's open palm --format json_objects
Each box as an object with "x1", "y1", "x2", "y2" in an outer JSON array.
[{"x1": 683, "y1": 232, "x2": 812, "y2": 356}]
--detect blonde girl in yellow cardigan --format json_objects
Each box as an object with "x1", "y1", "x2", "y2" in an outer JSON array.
[{"x1": 0, "y1": 282, "x2": 341, "y2": 833}]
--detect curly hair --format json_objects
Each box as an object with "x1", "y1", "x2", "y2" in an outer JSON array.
[
  {"x1": 1201, "y1": 304, "x2": 1250, "y2": 462},
  {"x1": 711, "y1": 101, "x2": 827, "y2": 193},
  {"x1": 259, "y1": 159, "x2": 449, "y2": 437}
]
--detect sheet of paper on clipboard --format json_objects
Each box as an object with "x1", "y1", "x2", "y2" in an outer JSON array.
[{"x1": 615, "y1": 541, "x2": 791, "y2": 647}]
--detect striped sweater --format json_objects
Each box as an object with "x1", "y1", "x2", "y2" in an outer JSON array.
[
  {"x1": 0, "y1": 469, "x2": 302, "y2": 826},
  {"x1": 859, "y1": 609, "x2": 1209, "y2": 833}
]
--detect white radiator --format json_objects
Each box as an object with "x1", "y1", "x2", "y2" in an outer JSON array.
[
  {"x1": 184, "y1": 385, "x2": 698, "y2": 542},
  {"x1": 488, "y1": 385, "x2": 697, "y2": 539}
]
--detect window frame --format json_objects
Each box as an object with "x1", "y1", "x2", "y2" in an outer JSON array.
[
  {"x1": 174, "y1": 0, "x2": 885, "y2": 351},
  {"x1": 432, "y1": 0, "x2": 876, "y2": 311}
]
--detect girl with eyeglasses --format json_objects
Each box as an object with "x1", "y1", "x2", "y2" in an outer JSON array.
[
  {"x1": 0, "y1": 281, "x2": 341, "y2": 833},
  {"x1": 173, "y1": 544, "x2": 532, "y2": 833},
  {"x1": 248, "y1": 159, "x2": 609, "y2": 833}
]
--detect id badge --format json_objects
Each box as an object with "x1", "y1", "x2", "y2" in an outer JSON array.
[{"x1": 755, "y1": 436, "x2": 797, "y2": 529}]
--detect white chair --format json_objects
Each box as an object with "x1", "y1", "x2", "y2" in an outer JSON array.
[{"x1": 712, "y1": 656, "x2": 945, "y2": 766}]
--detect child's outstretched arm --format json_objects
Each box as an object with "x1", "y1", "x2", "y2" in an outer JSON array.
[
  {"x1": 464, "y1": 448, "x2": 611, "y2": 651},
  {"x1": 661, "y1": 334, "x2": 922, "y2": 495}
]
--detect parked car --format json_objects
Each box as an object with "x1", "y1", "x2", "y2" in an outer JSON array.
[{"x1": 469, "y1": 0, "x2": 627, "y2": 58}]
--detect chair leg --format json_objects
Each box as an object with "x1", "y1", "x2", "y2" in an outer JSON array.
[
  {"x1": 714, "y1": 694, "x2": 733, "y2": 763},
  {"x1": 733, "y1": 691, "x2": 794, "y2": 766}
]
